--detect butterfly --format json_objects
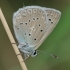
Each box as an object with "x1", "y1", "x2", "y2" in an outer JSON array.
[{"x1": 13, "y1": 6, "x2": 61, "y2": 60}]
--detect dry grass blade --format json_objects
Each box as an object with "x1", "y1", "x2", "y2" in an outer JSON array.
[{"x1": 0, "y1": 8, "x2": 28, "y2": 70}]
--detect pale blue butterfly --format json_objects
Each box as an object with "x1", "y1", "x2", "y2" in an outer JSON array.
[{"x1": 13, "y1": 6, "x2": 61, "y2": 60}]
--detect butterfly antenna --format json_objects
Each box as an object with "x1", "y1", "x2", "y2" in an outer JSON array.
[
  {"x1": 23, "y1": 2, "x2": 25, "y2": 7},
  {"x1": 37, "y1": 50, "x2": 58, "y2": 58}
]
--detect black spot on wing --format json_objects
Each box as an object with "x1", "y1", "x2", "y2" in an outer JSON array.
[
  {"x1": 34, "y1": 38, "x2": 36, "y2": 40},
  {"x1": 37, "y1": 18, "x2": 39, "y2": 20},
  {"x1": 39, "y1": 24, "x2": 41, "y2": 26},
  {"x1": 51, "y1": 22, "x2": 53, "y2": 24},
  {"x1": 33, "y1": 18, "x2": 35, "y2": 20},
  {"x1": 25, "y1": 22, "x2": 27, "y2": 25},
  {"x1": 17, "y1": 27, "x2": 19, "y2": 30},
  {"x1": 40, "y1": 30, "x2": 43, "y2": 32},
  {"x1": 29, "y1": 34, "x2": 31, "y2": 36},
  {"x1": 20, "y1": 23, "x2": 23, "y2": 25},
  {"x1": 49, "y1": 19, "x2": 51, "y2": 21},
  {"x1": 29, "y1": 20, "x2": 30, "y2": 22},
  {"x1": 25, "y1": 33, "x2": 26, "y2": 35}
]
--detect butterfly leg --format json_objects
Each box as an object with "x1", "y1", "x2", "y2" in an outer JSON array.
[{"x1": 24, "y1": 53, "x2": 29, "y2": 60}]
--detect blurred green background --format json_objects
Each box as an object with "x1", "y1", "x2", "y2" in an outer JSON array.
[{"x1": 0, "y1": 0, "x2": 70, "y2": 70}]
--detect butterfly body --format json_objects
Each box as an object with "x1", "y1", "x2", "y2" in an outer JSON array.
[
  {"x1": 13, "y1": 6, "x2": 61, "y2": 59},
  {"x1": 18, "y1": 43, "x2": 37, "y2": 58}
]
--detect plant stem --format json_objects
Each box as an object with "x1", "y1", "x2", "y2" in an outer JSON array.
[{"x1": 0, "y1": 8, "x2": 28, "y2": 70}]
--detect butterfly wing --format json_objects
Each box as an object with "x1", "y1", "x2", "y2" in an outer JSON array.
[
  {"x1": 13, "y1": 6, "x2": 48, "y2": 48},
  {"x1": 35, "y1": 8, "x2": 61, "y2": 49},
  {"x1": 13, "y1": 8, "x2": 27, "y2": 45},
  {"x1": 13, "y1": 6, "x2": 61, "y2": 50}
]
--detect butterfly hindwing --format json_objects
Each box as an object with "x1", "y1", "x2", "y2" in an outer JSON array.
[{"x1": 35, "y1": 8, "x2": 61, "y2": 49}]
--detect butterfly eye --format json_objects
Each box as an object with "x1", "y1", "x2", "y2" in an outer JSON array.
[
  {"x1": 31, "y1": 50, "x2": 37, "y2": 57},
  {"x1": 33, "y1": 50, "x2": 37, "y2": 55}
]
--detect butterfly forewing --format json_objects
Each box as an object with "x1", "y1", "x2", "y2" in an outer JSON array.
[{"x1": 13, "y1": 6, "x2": 48, "y2": 47}]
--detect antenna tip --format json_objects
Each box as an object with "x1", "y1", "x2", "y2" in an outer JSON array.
[
  {"x1": 53, "y1": 55, "x2": 58, "y2": 58},
  {"x1": 51, "y1": 54, "x2": 58, "y2": 58}
]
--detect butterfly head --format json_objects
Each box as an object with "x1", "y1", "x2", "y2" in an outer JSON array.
[
  {"x1": 18, "y1": 44, "x2": 37, "y2": 57},
  {"x1": 31, "y1": 50, "x2": 37, "y2": 57}
]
